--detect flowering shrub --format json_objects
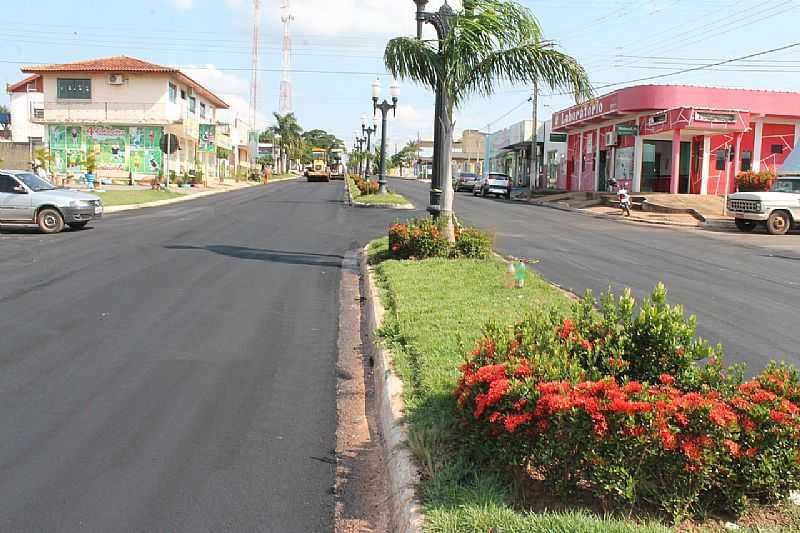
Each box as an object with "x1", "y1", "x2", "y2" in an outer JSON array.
[
  {"x1": 736, "y1": 170, "x2": 775, "y2": 192},
  {"x1": 351, "y1": 175, "x2": 379, "y2": 195},
  {"x1": 388, "y1": 217, "x2": 493, "y2": 260},
  {"x1": 454, "y1": 285, "x2": 800, "y2": 519}
]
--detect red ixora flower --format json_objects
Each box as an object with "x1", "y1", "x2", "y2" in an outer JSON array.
[
  {"x1": 504, "y1": 412, "x2": 533, "y2": 433},
  {"x1": 558, "y1": 319, "x2": 575, "y2": 340},
  {"x1": 659, "y1": 374, "x2": 676, "y2": 386},
  {"x1": 708, "y1": 403, "x2": 738, "y2": 428},
  {"x1": 724, "y1": 439, "x2": 741, "y2": 457}
]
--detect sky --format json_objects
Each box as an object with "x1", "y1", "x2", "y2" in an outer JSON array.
[{"x1": 2, "y1": 0, "x2": 800, "y2": 153}]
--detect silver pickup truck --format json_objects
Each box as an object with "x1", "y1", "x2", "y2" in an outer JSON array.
[
  {"x1": 0, "y1": 170, "x2": 103, "y2": 233},
  {"x1": 728, "y1": 176, "x2": 800, "y2": 235}
]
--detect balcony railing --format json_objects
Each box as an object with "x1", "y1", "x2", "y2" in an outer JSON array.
[{"x1": 30, "y1": 101, "x2": 171, "y2": 125}]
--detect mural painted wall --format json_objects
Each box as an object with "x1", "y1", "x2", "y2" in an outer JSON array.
[{"x1": 48, "y1": 124, "x2": 163, "y2": 175}]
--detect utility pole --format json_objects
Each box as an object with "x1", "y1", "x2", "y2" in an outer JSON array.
[
  {"x1": 529, "y1": 78, "x2": 538, "y2": 196},
  {"x1": 279, "y1": 0, "x2": 293, "y2": 114},
  {"x1": 248, "y1": 0, "x2": 261, "y2": 172}
]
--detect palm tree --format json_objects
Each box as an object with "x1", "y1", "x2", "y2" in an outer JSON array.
[
  {"x1": 269, "y1": 112, "x2": 304, "y2": 173},
  {"x1": 385, "y1": 0, "x2": 592, "y2": 240}
]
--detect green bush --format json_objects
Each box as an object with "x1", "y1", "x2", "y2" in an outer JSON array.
[
  {"x1": 388, "y1": 217, "x2": 493, "y2": 260},
  {"x1": 454, "y1": 284, "x2": 800, "y2": 520}
]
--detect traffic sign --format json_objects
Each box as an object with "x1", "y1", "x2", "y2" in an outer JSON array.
[{"x1": 160, "y1": 133, "x2": 180, "y2": 154}]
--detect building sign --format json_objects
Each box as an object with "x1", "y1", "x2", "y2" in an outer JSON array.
[
  {"x1": 694, "y1": 111, "x2": 736, "y2": 123},
  {"x1": 614, "y1": 146, "x2": 635, "y2": 184},
  {"x1": 199, "y1": 124, "x2": 216, "y2": 153},
  {"x1": 549, "y1": 133, "x2": 567, "y2": 143},
  {"x1": 615, "y1": 125, "x2": 639, "y2": 136},
  {"x1": 258, "y1": 143, "x2": 273, "y2": 155},
  {"x1": 552, "y1": 93, "x2": 619, "y2": 129},
  {"x1": 48, "y1": 124, "x2": 162, "y2": 175},
  {"x1": 647, "y1": 113, "x2": 667, "y2": 127}
]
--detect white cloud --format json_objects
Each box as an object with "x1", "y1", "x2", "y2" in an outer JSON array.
[
  {"x1": 224, "y1": 0, "x2": 243, "y2": 8},
  {"x1": 173, "y1": 0, "x2": 192, "y2": 9},
  {"x1": 179, "y1": 64, "x2": 271, "y2": 130},
  {"x1": 267, "y1": 0, "x2": 462, "y2": 39}
]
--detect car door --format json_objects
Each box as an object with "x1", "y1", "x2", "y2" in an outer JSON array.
[{"x1": 0, "y1": 174, "x2": 33, "y2": 222}]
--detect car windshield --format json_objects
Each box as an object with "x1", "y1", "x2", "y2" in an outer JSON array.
[
  {"x1": 770, "y1": 178, "x2": 800, "y2": 193},
  {"x1": 460, "y1": 173, "x2": 476, "y2": 178},
  {"x1": 489, "y1": 174, "x2": 509, "y2": 181},
  {"x1": 16, "y1": 173, "x2": 56, "y2": 192}
]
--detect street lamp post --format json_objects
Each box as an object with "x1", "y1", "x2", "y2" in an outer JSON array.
[
  {"x1": 361, "y1": 113, "x2": 377, "y2": 180},
  {"x1": 413, "y1": 0, "x2": 455, "y2": 215},
  {"x1": 372, "y1": 79, "x2": 399, "y2": 195},
  {"x1": 354, "y1": 133, "x2": 366, "y2": 177}
]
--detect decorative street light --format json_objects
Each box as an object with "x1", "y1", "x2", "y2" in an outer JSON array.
[
  {"x1": 361, "y1": 113, "x2": 378, "y2": 180},
  {"x1": 413, "y1": 0, "x2": 455, "y2": 214},
  {"x1": 372, "y1": 79, "x2": 400, "y2": 195},
  {"x1": 353, "y1": 131, "x2": 366, "y2": 177}
]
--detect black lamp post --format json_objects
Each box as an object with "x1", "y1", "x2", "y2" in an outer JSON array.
[
  {"x1": 372, "y1": 79, "x2": 400, "y2": 195},
  {"x1": 354, "y1": 133, "x2": 366, "y2": 177},
  {"x1": 361, "y1": 113, "x2": 377, "y2": 179},
  {"x1": 413, "y1": 0, "x2": 454, "y2": 214}
]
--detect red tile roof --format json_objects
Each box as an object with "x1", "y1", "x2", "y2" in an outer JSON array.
[
  {"x1": 6, "y1": 74, "x2": 40, "y2": 93},
  {"x1": 22, "y1": 56, "x2": 176, "y2": 73},
  {"x1": 22, "y1": 56, "x2": 228, "y2": 109}
]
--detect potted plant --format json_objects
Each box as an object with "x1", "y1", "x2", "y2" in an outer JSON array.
[{"x1": 84, "y1": 150, "x2": 97, "y2": 190}]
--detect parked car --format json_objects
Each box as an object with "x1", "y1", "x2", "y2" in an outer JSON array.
[
  {"x1": 473, "y1": 172, "x2": 512, "y2": 199},
  {"x1": 0, "y1": 170, "x2": 103, "y2": 234},
  {"x1": 455, "y1": 172, "x2": 479, "y2": 192},
  {"x1": 727, "y1": 176, "x2": 800, "y2": 235}
]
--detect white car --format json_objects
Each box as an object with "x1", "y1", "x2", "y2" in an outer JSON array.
[
  {"x1": 473, "y1": 172, "x2": 512, "y2": 199},
  {"x1": 727, "y1": 176, "x2": 800, "y2": 235}
]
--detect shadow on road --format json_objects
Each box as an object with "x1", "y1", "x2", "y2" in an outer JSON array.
[{"x1": 164, "y1": 244, "x2": 344, "y2": 268}]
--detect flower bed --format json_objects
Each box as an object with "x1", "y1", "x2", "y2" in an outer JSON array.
[
  {"x1": 389, "y1": 217, "x2": 494, "y2": 260},
  {"x1": 455, "y1": 284, "x2": 800, "y2": 520}
]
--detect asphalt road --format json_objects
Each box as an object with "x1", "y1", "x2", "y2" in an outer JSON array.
[
  {"x1": 390, "y1": 178, "x2": 800, "y2": 371},
  {"x1": 0, "y1": 179, "x2": 396, "y2": 533}
]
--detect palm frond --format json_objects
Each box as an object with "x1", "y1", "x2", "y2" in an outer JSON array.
[
  {"x1": 459, "y1": 43, "x2": 593, "y2": 104},
  {"x1": 384, "y1": 37, "x2": 441, "y2": 90}
]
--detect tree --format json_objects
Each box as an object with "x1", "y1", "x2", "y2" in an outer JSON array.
[
  {"x1": 32, "y1": 147, "x2": 56, "y2": 174},
  {"x1": 385, "y1": 0, "x2": 591, "y2": 240},
  {"x1": 267, "y1": 112, "x2": 304, "y2": 172},
  {"x1": 0, "y1": 104, "x2": 9, "y2": 114},
  {"x1": 390, "y1": 140, "x2": 420, "y2": 175},
  {"x1": 301, "y1": 129, "x2": 345, "y2": 164}
]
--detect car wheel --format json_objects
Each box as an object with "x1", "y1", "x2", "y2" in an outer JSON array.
[
  {"x1": 38, "y1": 207, "x2": 65, "y2": 234},
  {"x1": 734, "y1": 219, "x2": 757, "y2": 233},
  {"x1": 766, "y1": 210, "x2": 791, "y2": 235},
  {"x1": 68, "y1": 221, "x2": 89, "y2": 230}
]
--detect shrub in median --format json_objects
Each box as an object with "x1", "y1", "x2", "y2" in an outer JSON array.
[
  {"x1": 388, "y1": 217, "x2": 494, "y2": 260},
  {"x1": 351, "y1": 175, "x2": 379, "y2": 195},
  {"x1": 454, "y1": 284, "x2": 800, "y2": 520}
]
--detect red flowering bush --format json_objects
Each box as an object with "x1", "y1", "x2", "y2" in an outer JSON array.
[
  {"x1": 387, "y1": 218, "x2": 493, "y2": 260},
  {"x1": 454, "y1": 285, "x2": 800, "y2": 519},
  {"x1": 736, "y1": 170, "x2": 775, "y2": 192}
]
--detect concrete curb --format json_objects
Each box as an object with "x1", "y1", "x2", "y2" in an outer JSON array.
[
  {"x1": 345, "y1": 179, "x2": 415, "y2": 210},
  {"x1": 360, "y1": 248, "x2": 424, "y2": 533},
  {"x1": 104, "y1": 177, "x2": 295, "y2": 214}
]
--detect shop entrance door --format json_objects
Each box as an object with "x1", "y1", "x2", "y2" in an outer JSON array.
[
  {"x1": 598, "y1": 150, "x2": 608, "y2": 192},
  {"x1": 678, "y1": 141, "x2": 691, "y2": 194}
]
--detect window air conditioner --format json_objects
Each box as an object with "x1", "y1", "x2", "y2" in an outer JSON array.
[
  {"x1": 604, "y1": 131, "x2": 617, "y2": 147},
  {"x1": 109, "y1": 74, "x2": 124, "y2": 85}
]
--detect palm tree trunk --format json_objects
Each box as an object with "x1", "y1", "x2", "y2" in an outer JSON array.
[{"x1": 440, "y1": 100, "x2": 456, "y2": 243}]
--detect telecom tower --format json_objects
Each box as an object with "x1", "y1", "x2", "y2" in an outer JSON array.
[
  {"x1": 279, "y1": 0, "x2": 293, "y2": 114},
  {"x1": 249, "y1": 0, "x2": 261, "y2": 167}
]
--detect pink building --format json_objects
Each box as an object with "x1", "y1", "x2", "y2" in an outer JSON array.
[{"x1": 551, "y1": 85, "x2": 800, "y2": 195}]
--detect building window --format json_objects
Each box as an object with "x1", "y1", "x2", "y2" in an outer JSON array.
[
  {"x1": 741, "y1": 150, "x2": 752, "y2": 172},
  {"x1": 189, "y1": 96, "x2": 196, "y2": 114},
  {"x1": 181, "y1": 89, "x2": 186, "y2": 100},
  {"x1": 715, "y1": 149, "x2": 727, "y2": 171},
  {"x1": 200, "y1": 102, "x2": 206, "y2": 119},
  {"x1": 169, "y1": 83, "x2": 178, "y2": 103},
  {"x1": 26, "y1": 81, "x2": 36, "y2": 92},
  {"x1": 771, "y1": 144, "x2": 784, "y2": 155},
  {"x1": 57, "y1": 78, "x2": 91, "y2": 100}
]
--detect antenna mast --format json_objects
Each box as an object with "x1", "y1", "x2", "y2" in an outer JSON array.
[
  {"x1": 249, "y1": 0, "x2": 261, "y2": 167},
  {"x1": 279, "y1": 0, "x2": 293, "y2": 114}
]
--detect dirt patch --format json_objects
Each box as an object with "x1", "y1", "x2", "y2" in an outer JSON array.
[{"x1": 335, "y1": 251, "x2": 389, "y2": 533}]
